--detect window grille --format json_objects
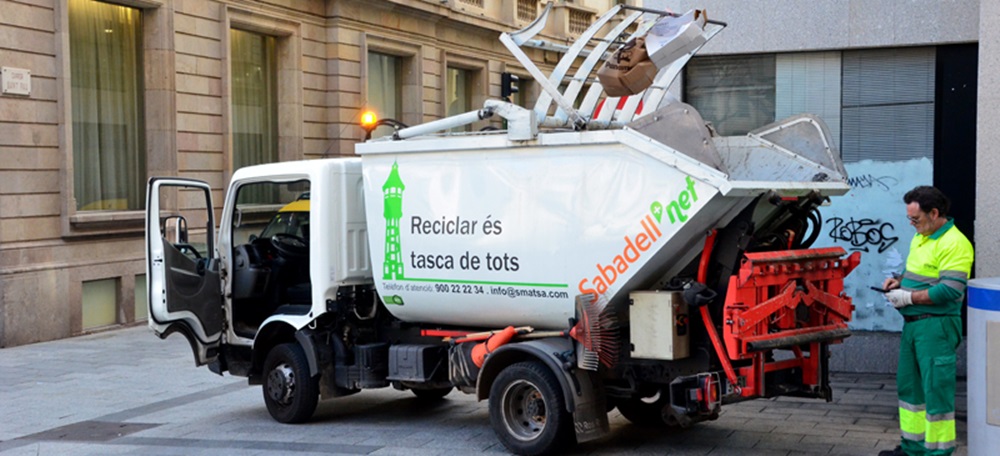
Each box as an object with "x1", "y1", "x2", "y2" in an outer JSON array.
[
  {"x1": 569, "y1": 10, "x2": 592, "y2": 35},
  {"x1": 517, "y1": 0, "x2": 537, "y2": 22},
  {"x1": 460, "y1": 0, "x2": 484, "y2": 7}
]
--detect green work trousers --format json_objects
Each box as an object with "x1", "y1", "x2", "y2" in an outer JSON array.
[{"x1": 896, "y1": 315, "x2": 962, "y2": 455}]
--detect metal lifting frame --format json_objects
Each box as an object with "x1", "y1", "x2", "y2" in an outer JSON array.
[
  {"x1": 500, "y1": 3, "x2": 727, "y2": 130},
  {"x1": 722, "y1": 247, "x2": 861, "y2": 398},
  {"x1": 375, "y1": 4, "x2": 727, "y2": 140}
]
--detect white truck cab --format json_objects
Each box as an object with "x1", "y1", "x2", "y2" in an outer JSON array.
[{"x1": 146, "y1": 159, "x2": 369, "y2": 366}]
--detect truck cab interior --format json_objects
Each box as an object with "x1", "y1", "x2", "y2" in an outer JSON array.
[{"x1": 229, "y1": 181, "x2": 312, "y2": 338}]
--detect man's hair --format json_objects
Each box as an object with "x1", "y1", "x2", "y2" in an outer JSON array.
[{"x1": 903, "y1": 185, "x2": 950, "y2": 217}]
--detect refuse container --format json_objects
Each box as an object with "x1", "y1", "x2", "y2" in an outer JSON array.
[{"x1": 967, "y1": 277, "x2": 1000, "y2": 455}]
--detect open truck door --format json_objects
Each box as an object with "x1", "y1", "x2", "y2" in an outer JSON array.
[{"x1": 146, "y1": 178, "x2": 223, "y2": 366}]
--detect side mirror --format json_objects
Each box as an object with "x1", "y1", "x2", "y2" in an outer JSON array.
[{"x1": 162, "y1": 215, "x2": 189, "y2": 244}]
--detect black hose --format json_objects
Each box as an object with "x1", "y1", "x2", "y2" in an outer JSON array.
[{"x1": 798, "y1": 208, "x2": 822, "y2": 249}]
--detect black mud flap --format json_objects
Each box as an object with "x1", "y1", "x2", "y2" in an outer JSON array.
[{"x1": 570, "y1": 368, "x2": 610, "y2": 443}]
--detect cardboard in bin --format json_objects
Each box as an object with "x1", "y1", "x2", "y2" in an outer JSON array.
[
  {"x1": 597, "y1": 36, "x2": 657, "y2": 98},
  {"x1": 645, "y1": 9, "x2": 708, "y2": 69},
  {"x1": 597, "y1": 10, "x2": 708, "y2": 98},
  {"x1": 607, "y1": 60, "x2": 657, "y2": 97}
]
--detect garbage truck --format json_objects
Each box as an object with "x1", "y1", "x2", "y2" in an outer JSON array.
[{"x1": 146, "y1": 4, "x2": 860, "y2": 455}]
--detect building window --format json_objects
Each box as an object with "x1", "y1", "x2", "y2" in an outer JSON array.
[
  {"x1": 460, "y1": 0, "x2": 484, "y2": 7},
  {"x1": 512, "y1": 75, "x2": 531, "y2": 108},
  {"x1": 367, "y1": 51, "x2": 403, "y2": 138},
  {"x1": 231, "y1": 29, "x2": 278, "y2": 172},
  {"x1": 775, "y1": 52, "x2": 842, "y2": 149},
  {"x1": 134, "y1": 274, "x2": 147, "y2": 321},
  {"x1": 841, "y1": 47, "x2": 935, "y2": 162},
  {"x1": 69, "y1": 0, "x2": 145, "y2": 211},
  {"x1": 82, "y1": 278, "x2": 118, "y2": 329},
  {"x1": 447, "y1": 67, "x2": 472, "y2": 131},
  {"x1": 684, "y1": 54, "x2": 776, "y2": 136}
]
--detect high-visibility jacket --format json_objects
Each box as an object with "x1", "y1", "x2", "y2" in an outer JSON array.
[{"x1": 899, "y1": 217, "x2": 974, "y2": 317}]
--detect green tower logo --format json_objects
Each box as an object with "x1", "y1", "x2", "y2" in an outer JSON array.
[{"x1": 382, "y1": 162, "x2": 405, "y2": 280}]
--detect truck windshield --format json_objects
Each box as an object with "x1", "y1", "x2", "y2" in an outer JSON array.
[
  {"x1": 231, "y1": 181, "x2": 310, "y2": 245},
  {"x1": 260, "y1": 209, "x2": 309, "y2": 239}
]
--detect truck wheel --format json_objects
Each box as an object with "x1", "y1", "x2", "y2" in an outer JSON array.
[
  {"x1": 489, "y1": 361, "x2": 574, "y2": 456},
  {"x1": 412, "y1": 386, "x2": 452, "y2": 400},
  {"x1": 616, "y1": 394, "x2": 669, "y2": 427},
  {"x1": 262, "y1": 343, "x2": 319, "y2": 424}
]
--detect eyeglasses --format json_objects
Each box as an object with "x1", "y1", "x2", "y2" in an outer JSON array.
[{"x1": 908, "y1": 211, "x2": 935, "y2": 223}]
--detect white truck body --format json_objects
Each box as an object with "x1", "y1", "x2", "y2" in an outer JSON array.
[{"x1": 358, "y1": 115, "x2": 847, "y2": 329}]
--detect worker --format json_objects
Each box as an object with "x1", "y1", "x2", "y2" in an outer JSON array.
[{"x1": 879, "y1": 186, "x2": 973, "y2": 456}]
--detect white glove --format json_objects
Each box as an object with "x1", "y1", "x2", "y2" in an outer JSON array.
[{"x1": 886, "y1": 289, "x2": 913, "y2": 309}]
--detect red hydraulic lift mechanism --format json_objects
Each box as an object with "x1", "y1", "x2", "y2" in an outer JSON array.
[{"x1": 697, "y1": 231, "x2": 860, "y2": 399}]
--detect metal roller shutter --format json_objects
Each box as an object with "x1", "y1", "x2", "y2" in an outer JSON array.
[{"x1": 841, "y1": 47, "x2": 936, "y2": 162}]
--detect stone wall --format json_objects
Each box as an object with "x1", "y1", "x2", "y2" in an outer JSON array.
[{"x1": 976, "y1": 0, "x2": 1000, "y2": 277}]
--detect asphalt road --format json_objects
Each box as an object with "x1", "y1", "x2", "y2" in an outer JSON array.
[{"x1": 0, "y1": 326, "x2": 968, "y2": 455}]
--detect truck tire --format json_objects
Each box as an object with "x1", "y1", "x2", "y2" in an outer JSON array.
[
  {"x1": 412, "y1": 386, "x2": 452, "y2": 400},
  {"x1": 489, "y1": 361, "x2": 575, "y2": 456},
  {"x1": 262, "y1": 343, "x2": 319, "y2": 424},
  {"x1": 616, "y1": 394, "x2": 669, "y2": 427}
]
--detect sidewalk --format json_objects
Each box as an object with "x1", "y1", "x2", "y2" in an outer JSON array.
[{"x1": 0, "y1": 326, "x2": 968, "y2": 455}]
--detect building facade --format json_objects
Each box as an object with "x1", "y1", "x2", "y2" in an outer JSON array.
[
  {"x1": 2, "y1": 0, "x2": 998, "y2": 372},
  {"x1": 0, "y1": 0, "x2": 624, "y2": 347}
]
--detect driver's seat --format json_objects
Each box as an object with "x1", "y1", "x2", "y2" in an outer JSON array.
[{"x1": 282, "y1": 220, "x2": 311, "y2": 305}]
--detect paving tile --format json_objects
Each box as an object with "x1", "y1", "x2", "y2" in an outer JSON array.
[
  {"x1": 828, "y1": 442, "x2": 880, "y2": 455},
  {"x1": 756, "y1": 438, "x2": 833, "y2": 454},
  {"x1": 0, "y1": 326, "x2": 971, "y2": 455}
]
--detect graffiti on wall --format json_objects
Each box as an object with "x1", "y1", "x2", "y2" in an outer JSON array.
[
  {"x1": 846, "y1": 174, "x2": 898, "y2": 192},
  {"x1": 826, "y1": 217, "x2": 898, "y2": 253},
  {"x1": 815, "y1": 158, "x2": 933, "y2": 331}
]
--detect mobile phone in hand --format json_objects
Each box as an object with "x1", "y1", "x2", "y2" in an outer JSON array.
[{"x1": 870, "y1": 286, "x2": 890, "y2": 293}]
